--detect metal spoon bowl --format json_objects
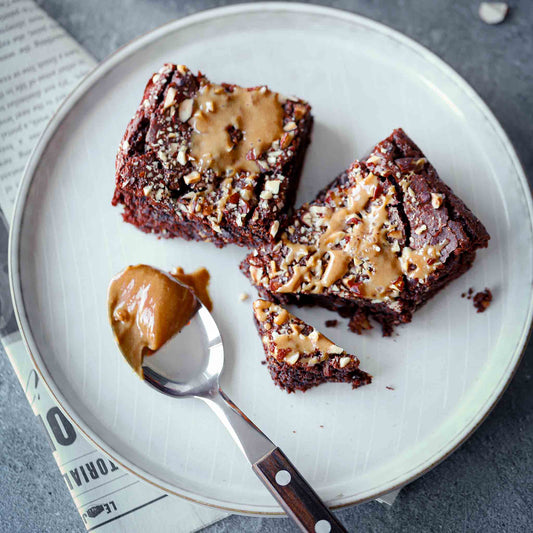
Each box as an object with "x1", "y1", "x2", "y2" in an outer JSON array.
[
  {"x1": 142, "y1": 304, "x2": 222, "y2": 397},
  {"x1": 139, "y1": 282, "x2": 347, "y2": 533}
]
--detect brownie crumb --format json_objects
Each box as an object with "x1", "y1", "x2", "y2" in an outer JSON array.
[
  {"x1": 473, "y1": 289, "x2": 492, "y2": 313},
  {"x1": 325, "y1": 319, "x2": 338, "y2": 328},
  {"x1": 261, "y1": 360, "x2": 267, "y2": 365},
  {"x1": 386, "y1": 386, "x2": 395, "y2": 390},
  {"x1": 461, "y1": 288, "x2": 475, "y2": 299},
  {"x1": 319, "y1": 425, "x2": 324, "y2": 428},
  {"x1": 348, "y1": 309, "x2": 373, "y2": 335}
]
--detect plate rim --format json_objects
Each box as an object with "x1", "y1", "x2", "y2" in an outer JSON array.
[{"x1": 8, "y1": 1, "x2": 533, "y2": 515}]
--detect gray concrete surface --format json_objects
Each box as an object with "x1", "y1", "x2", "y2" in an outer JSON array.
[{"x1": 1, "y1": 0, "x2": 532, "y2": 531}]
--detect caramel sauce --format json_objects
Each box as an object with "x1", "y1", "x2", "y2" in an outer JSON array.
[
  {"x1": 171, "y1": 267, "x2": 212, "y2": 311},
  {"x1": 190, "y1": 84, "x2": 284, "y2": 175},
  {"x1": 276, "y1": 172, "x2": 404, "y2": 300},
  {"x1": 400, "y1": 244, "x2": 443, "y2": 282},
  {"x1": 108, "y1": 265, "x2": 211, "y2": 376},
  {"x1": 253, "y1": 300, "x2": 345, "y2": 367}
]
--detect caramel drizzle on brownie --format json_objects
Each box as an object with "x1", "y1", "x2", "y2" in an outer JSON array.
[
  {"x1": 144, "y1": 65, "x2": 310, "y2": 237},
  {"x1": 271, "y1": 171, "x2": 404, "y2": 300},
  {"x1": 251, "y1": 166, "x2": 445, "y2": 302},
  {"x1": 190, "y1": 84, "x2": 285, "y2": 175},
  {"x1": 400, "y1": 243, "x2": 444, "y2": 281},
  {"x1": 253, "y1": 300, "x2": 352, "y2": 367}
]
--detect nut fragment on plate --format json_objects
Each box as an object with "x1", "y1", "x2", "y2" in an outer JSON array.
[{"x1": 478, "y1": 2, "x2": 509, "y2": 25}]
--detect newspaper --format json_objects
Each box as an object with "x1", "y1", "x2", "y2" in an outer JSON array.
[{"x1": 0, "y1": 1, "x2": 399, "y2": 530}]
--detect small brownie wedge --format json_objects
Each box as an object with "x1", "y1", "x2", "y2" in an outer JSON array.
[
  {"x1": 113, "y1": 63, "x2": 313, "y2": 247},
  {"x1": 253, "y1": 299, "x2": 371, "y2": 393},
  {"x1": 243, "y1": 129, "x2": 489, "y2": 334}
]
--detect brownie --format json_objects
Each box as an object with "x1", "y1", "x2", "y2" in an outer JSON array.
[
  {"x1": 112, "y1": 64, "x2": 313, "y2": 247},
  {"x1": 242, "y1": 129, "x2": 490, "y2": 335},
  {"x1": 252, "y1": 299, "x2": 371, "y2": 393},
  {"x1": 473, "y1": 288, "x2": 492, "y2": 313}
]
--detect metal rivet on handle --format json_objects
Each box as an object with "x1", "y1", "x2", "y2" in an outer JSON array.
[
  {"x1": 275, "y1": 470, "x2": 291, "y2": 486},
  {"x1": 315, "y1": 520, "x2": 331, "y2": 533}
]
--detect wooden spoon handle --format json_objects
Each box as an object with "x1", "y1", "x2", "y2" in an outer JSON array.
[{"x1": 253, "y1": 447, "x2": 347, "y2": 532}]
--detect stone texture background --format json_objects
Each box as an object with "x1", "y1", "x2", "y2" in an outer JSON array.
[{"x1": 0, "y1": 1, "x2": 532, "y2": 531}]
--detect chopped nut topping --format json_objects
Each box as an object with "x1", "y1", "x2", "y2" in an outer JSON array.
[
  {"x1": 265, "y1": 180, "x2": 281, "y2": 194},
  {"x1": 163, "y1": 87, "x2": 177, "y2": 109},
  {"x1": 184, "y1": 171, "x2": 201, "y2": 185},
  {"x1": 280, "y1": 132, "x2": 294, "y2": 149},
  {"x1": 431, "y1": 192, "x2": 443, "y2": 209},
  {"x1": 414, "y1": 224, "x2": 427, "y2": 235},
  {"x1": 177, "y1": 147, "x2": 188, "y2": 166},
  {"x1": 256, "y1": 159, "x2": 269, "y2": 171},
  {"x1": 400, "y1": 244, "x2": 443, "y2": 281},
  {"x1": 284, "y1": 353, "x2": 300, "y2": 365},
  {"x1": 154, "y1": 188, "x2": 166, "y2": 202},
  {"x1": 293, "y1": 103, "x2": 307, "y2": 120},
  {"x1": 178, "y1": 98, "x2": 194, "y2": 122},
  {"x1": 270, "y1": 220, "x2": 280, "y2": 238},
  {"x1": 339, "y1": 356, "x2": 352, "y2": 368},
  {"x1": 283, "y1": 121, "x2": 297, "y2": 132},
  {"x1": 414, "y1": 158, "x2": 427, "y2": 169},
  {"x1": 327, "y1": 344, "x2": 344, "y2": 355},
  {"x1": 240, "y1": 188, "x2": 252, "y2": 201}
]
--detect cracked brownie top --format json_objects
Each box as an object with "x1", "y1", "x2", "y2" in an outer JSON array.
[{"x1": 243, "y1": 128, "x2": 489, "y2": 331}]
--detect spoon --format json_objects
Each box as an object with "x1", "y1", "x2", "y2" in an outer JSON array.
[{"x1": 137, "y1": 281, "x2": 347, "y2": 533}]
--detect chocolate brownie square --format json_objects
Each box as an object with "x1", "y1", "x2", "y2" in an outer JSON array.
[
  {"x1": 113, "y1": 64, "x2": 313, "y2": 247},
  {"x1": 242, "y1": 129, "x2": 490, "y2": 335},
  {"x1": 253, "y1": 299, "x2": 371, "y2": 393}
]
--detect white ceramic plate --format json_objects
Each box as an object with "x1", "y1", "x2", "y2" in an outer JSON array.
[{"x1": 10, "y1": 3, "x2": 533, "y2": 515}]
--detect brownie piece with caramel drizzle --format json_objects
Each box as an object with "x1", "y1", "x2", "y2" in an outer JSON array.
[
  {"x1": 253, "y1": 300, "x2": 371, "y2": 392},
  {"x1": 242, "y1": 129, "x2": 490, "y2": 335},
  {"x1": 113, "y1": 63, "x2": 313, "y2": 247}
]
